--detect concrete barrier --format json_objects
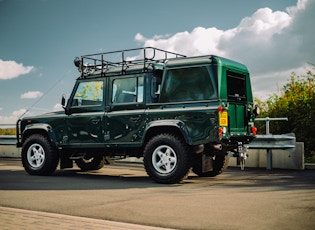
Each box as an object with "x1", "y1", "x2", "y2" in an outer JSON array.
[
  {"x1": 0, "y1": 135, "x2": 21, "y2": 158},
  {"x1": 0, "y1": 145, "x2": 21, "y2": 158}
]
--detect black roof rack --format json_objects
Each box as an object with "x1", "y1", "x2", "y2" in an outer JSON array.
[{"x1": 74, "y1": 47, "x2": 186, "y2": 78}]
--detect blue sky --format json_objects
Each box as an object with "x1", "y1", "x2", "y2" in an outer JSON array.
[{"x1": 0, "y1": 0, "x2": 314, "y2": 124}]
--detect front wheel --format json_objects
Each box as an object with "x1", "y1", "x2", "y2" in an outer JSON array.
[
  {"x1": 144, "y1": 134, "x2": 191, "y2": 184},
  {"x1": 21, "y1": 134, "x2": 59, "y2": 176}
]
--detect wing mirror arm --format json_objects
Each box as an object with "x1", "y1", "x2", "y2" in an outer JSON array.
[{"x1": 61, "y1": 95, "x2": 70, "y2": 115}]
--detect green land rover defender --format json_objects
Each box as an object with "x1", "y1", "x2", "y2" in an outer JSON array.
[{"x1": 17, "y1": 47, "x2": 258, "y2": 184}]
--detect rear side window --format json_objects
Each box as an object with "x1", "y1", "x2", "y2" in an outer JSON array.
[
  {"x1": 227, "y1": 71, "x2": 247, "y2": 102},
  {"x1": 159, "y1": 66, "x2": 217, "y2": 103},
  {"x1": 112, "y1": 75, "x2": 144, "y2": 103}
]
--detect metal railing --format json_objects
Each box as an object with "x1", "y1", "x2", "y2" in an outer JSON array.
[
  {"x1": 0, "y1": 135, "x2": 16, "y2": 145},
  {"x1": 254, "y1": 117, "x2": 288, "y2": 135},
  {"x1": 0, "y1": 123, "x2": 15, "y2": 128}
]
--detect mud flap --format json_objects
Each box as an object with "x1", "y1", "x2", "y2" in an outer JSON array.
[
  {"x1": 202, "y1": 154, "x2": 213, "y2": 173},
  {"x1": 60, "y1": 154, "x2": 73, "y2": 169}
]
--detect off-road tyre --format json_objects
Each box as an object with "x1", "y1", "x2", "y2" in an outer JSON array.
[
  {"x1": 75, "y1": 155, "x2": 105, "y2": 171},
  {"x1": 143, "y1": 133, "x2": 191, "y2": 184},
  {"x1": 21, "y1": 134, "x2": 59, "y2": 176},
  {"x1": 192, "y1": 153, "x2": 229, "y2": 177}
]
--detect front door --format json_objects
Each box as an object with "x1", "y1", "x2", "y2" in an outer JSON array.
[{"x1": 66, "y1": 79, "x2": 105, "y2": 146}]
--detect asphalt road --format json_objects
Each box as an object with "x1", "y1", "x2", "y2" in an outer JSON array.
[{"x1": 0, "y1": 158, "x2": 314, "y2": 230}]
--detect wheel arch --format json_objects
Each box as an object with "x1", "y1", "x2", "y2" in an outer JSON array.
[
  {"x1": 142, "y1": 120, "x2": 192, "y2": 146},
  {"x1": 22, "y1": 123, "x2": 58, "y2": 147}
]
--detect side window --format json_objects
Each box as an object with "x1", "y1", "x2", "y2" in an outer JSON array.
[
  {"x1": 112, "y1": 76, "x2": 144, "y2": 103},
  {"x1": 227, "y1": 71, "x2": 247, "y2": 101},
  {"x1": 72, "y1": 81, "x2": 103, "y2": 106},
  {"x1": 159, "y1": 66, "x2": 217, "y2": 103}
]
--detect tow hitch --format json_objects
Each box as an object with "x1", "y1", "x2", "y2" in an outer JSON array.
[{"x1": 228, "y1": 142, "x2": 248, "y2": 170}]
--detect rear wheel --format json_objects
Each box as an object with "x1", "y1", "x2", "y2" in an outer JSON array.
[
  {"x1": 144, "y1": 133, "x2": 191, "y2": 184},
  {"x1": 192, "y1": 153, "x2": 229, "y2": 177},
  {"x1": 22, "y1": 134, "x2": 59, "y2": 176},
  {"x1": 75, "y1": 155, "x2": 105, "y2": 171}
]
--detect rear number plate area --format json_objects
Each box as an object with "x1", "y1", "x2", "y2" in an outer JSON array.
[{"x1": 219, "y1": 111, "x2": 228, "y2": 126}]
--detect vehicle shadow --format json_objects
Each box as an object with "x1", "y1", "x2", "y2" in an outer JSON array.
[
  {"x1": 187, "y1": 167, "x2": 315, "y2": 192},
  {"x1": 1, "y1": 158, "x2": 315, "y2": 192},
  {"x1": 0, "y1": 169, "x2": 175, "y2": 191}
]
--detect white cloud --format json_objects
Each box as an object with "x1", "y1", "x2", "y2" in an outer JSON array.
[
  {"x1": 218, "y1": 0, "x2": 314, "y2": 75},
  {"x1": 251, "y1": 65, "x2": 308, "y2": 100},
  {"x1": 53, "y1": 103, "x2": 63, "y2": 111},
  {"x1": 20, "y1": 91, "x2": 43, "y2": 99},
  {"x1": 0, "y1": 59, "x2": 34, "y2": 80},
  {"x1": 135, "y1": 33, "x2": 147, "y2": 42},
  {"x1": 0, "y1": 109, "x2": 26, "y2": 124},
  {"x1": 135, "y1": 0, "x2": 314, "y2": 99}
]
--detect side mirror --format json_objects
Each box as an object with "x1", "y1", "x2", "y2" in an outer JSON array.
[
  {"x1": 61, "y1": 94, "x2": 71, "y2": 115},
  {"x1": 61, "y1": 95, "x2": 66, "y2": 108}
]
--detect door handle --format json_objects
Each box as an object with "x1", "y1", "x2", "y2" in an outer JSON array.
[
  {"x1": 130, "y1": 115, "x2": 141, "y2": 122},
  {"x1": 90, "y1": 118, "x2": 101, "y2": 125}
]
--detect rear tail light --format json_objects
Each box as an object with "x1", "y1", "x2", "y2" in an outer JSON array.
[
  {"x1": 218, "y1": 127, "x2": 223, "y2": 138},
  {"x1": 251, "y1": 126, "x2": 257, "y2": 136},
  {"x1": 218, "y1": 127, "x2": 226, "y2": 138},
  {"x1": 218, "y1": 106, "x2": 224, "y2": 112}
]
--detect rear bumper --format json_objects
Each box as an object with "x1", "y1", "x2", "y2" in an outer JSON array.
[{"x1": 221, "y1": 135, "x2": 255, "y2": 151}]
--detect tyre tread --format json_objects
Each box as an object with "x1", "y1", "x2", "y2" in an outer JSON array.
[
  {"x1": 144, "y1": 133, "x2": 191, "y2": 184},
  {"x1": 22, "y1": 134, "x2": 59, "y2": 176}
]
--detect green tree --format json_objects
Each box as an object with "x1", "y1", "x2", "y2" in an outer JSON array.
[
  {"x1": 0, "y1": 128, "x2": 16, "y2": 135},
  {"x1": 256, "y1": 66, "x2": 315, "y2": 160}
]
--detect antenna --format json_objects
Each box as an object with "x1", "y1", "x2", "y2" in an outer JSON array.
[{"x1": 19, "y1": 69, "x2": 72, "y2": 119}]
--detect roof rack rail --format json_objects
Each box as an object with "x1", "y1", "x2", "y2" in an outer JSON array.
[{"x1": 74, "y1": 47, "x2": 186, "y2": 78}]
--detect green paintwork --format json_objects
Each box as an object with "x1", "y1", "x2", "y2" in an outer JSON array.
[{"x1": 17, "y1": 51, "x2": 256, "y2": 156}]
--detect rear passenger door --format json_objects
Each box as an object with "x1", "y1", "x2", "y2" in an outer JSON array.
[{"x1": 105, "y1": 74, "x2": 146, "y2": 146}]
